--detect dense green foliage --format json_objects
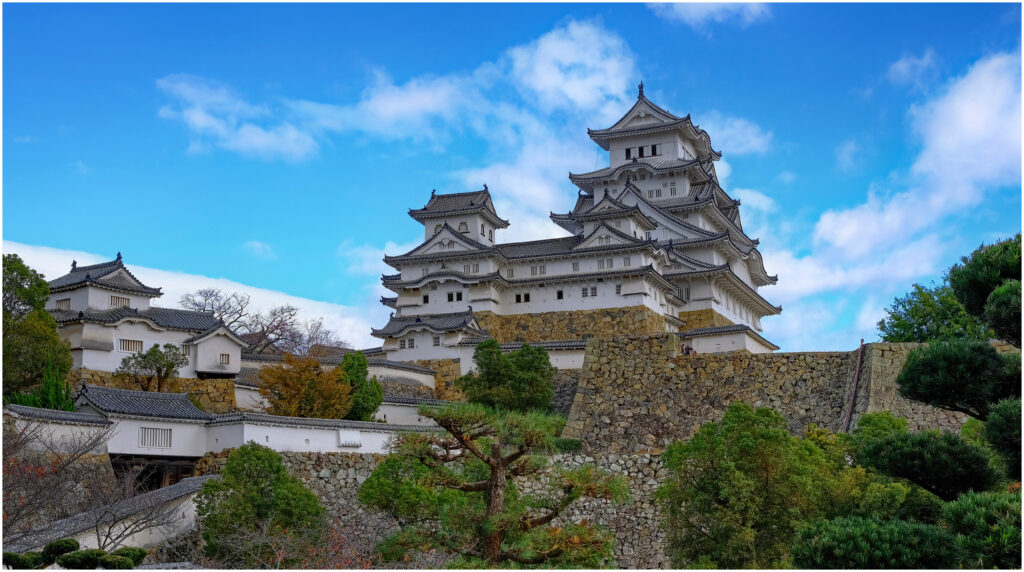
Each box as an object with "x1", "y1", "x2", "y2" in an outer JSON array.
[
  {"x1": 948, "y1": 234, "x2": 1021, "y2": 337},
  {"x1": 41, "y1": 538, "x2": 79, "y2": 565},
  {"x1": 858, "y1": 431, "x2": 1000, "y2": 501},
  {"x1": 359, "y1": 403, "x2": 628, "y2": 567},
  {"x1": 98, "y1": 554, "x2": 134, "y2": 569},
  {"x1": 2, "y1": 254, "x2": 50, "y2": 320},
  {"x1": 4, "y1": 359, "x2": 76, "y2": 411},
  {"x1": 984, "y1": 398, "x2": 1022, "y2": 480},
  {"x1": 339, "y1": 351, "x2": 383, "y2": 421},
  {"x1": 3, "y1": 552, "x2": 33, "y2": 570},
  {"x1": 657, "y1": 403, "x2": 841, "y2": 568},
  {"x1": 55, "y1": 549, "x2": 107, "y2": 569},
  {"x1": 455, "y1": 339, "x2": 556, "y2": 411},
  {"x1": 877, "y1": 282, "x2": 988, "y2": 342},
  {"x1": 196, "y1": 443, "x2": 327, "y2": 568},
  {"x1": 896, "y1": 339, "x2": 1020, "y2": 420},
  {"x1": 984, "y1": 278, "x2": 1022, "y2": 345},
  {"x1": 114, "y1": 343, "x2": 189, "y2": 392},
  {"x1": 109, "y1": 547, "x2": 146, "y2": 567},
  {"x1": 942, "y1": 490, "x2": 1022, "y2": 569},
  {"x1": 792, "y1": 516, "x2": 958, "y2": 569}
]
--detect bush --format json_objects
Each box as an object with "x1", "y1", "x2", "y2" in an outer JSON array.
[
  {"x1": 984, "y1": 398, "x2": 1022, "y2": 481},
  {"x1": 455, "y1": 339, "x2": 556, "y2": 412},
  {"x1": 21, "y1": 553, "x2": 42, "y2": 570},
  {"x1": 791, "y1": 516, "x2": 958, "y2": 568},
  {"x1": 552, "y1": 437, "x2": 582, "y2": 453},
  {"x1": 3, "y1": 552, "x2": 31, "y2": 570},
  {"x1": 56, "y1": 549, "x2": 107, "y2": 570},
  {"x1": 109, "y1": 547, "x2": 146, "y2": 567},
  {"x1": 896, "y1": 340, "x2": 1019, "y2": 420},
  {"x1": 942, "y1": 490, "x2": 1021, "y2": 569},
  {"x1": 859, "y1": 431, "x2": 1000, "y2": 501},
  {"x1": 948, "y1": 234, "x2": 1021, "y2": 317},
  {"x1": 41, "y1": 539, "x2": 79, "y2": 565},
  {"x1": 98, "y1": 554, "x2": 134, "y2": 570},
  {"x1": 984, "y1": 279, "x2": 1021, "y2": 345}
]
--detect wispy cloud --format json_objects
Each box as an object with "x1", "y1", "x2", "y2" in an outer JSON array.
[
  {"x1": 777, "y1": 171, "x2": 797, "y2": 184},
  {"x1": 244, "y1": 240, "x2": 277, "y2": 260},
  {"x1": 13, "y1": 135, "x2": 39, "y2": 143},
  {"x1": 4, "y1": 241, "x2": 386, "y2": 349},
  {"x1": 699, "y1": 111, "x2": 773, "y2": 155},
  {"x1": 647, "y1": 3, "x2": 770, "y2": 30},
  {"x1": 73, "y1": 160, "x2": 89, "y2": 174},
  {"x1": 887, "y1": 48, "x2": 939, "y2": 90},
  {"x1": 834, "y1": 139, "x2": 860, "y2": 172}
]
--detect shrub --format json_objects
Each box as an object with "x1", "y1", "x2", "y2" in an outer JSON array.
[
  {"x1": 791, "y1": 516, "x2": 958, "y2": 568},
  {"x1": 984, "y1": 279, "x2": 1021, "y2": 345},
  {"x1": 942, "y1": 490, "x2": 1021, "y2": 569},
  {"x1": 948, "y1": 234, "x2": 1021, "y2": 319},
  {"x1": 552, "y1": 437, "x2": 583, "y2": 453},
  {"x1": 455, "y1": 339, "x2": 556, "y2": 411},
  {"x1": 896, "y1": 340, "x2": 1019, "y2": 420},
  {"x1": 109, "y1": 547, "x2": 146, "y2": 567},
  {"x1": 98, "y1": 554, "x2": 134, "y2": 570},
  {"x1": 21, "y1": 553, "x2": 42, "y2": 570},
  {"x1": 339, "y1": 351, "x2": 384, "y2": 422},
  {"x1": 41, "y1": 538, "x2": 79, "y2": 565},
  {"x1": 3, "y1": 552, "x2": 30, "y2": 570},
  {"x1": 56, "y1": 549, "x2": 107, "y2": 570},
  {"x1": 984, "y1": 398, "x2": 1022, "y2": 481},
  {"x1": 859, "y1": 430, "x2": 1000, "y2": 501}
]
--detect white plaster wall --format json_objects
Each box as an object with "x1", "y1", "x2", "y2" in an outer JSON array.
[
  {"x1": 206, "y1": 423, "x2": 245, "y2": 453},
  {"x1": 386, "y1": 329, "x2": 463, "y2": 361},
  {"x1": 79, "y1": 322, "x2": 194, "y2": 375},
  {"x1": 45, "y1": 288, "x2": 89, "y2": 311},
  {"x1": 368, "y1": 365, "x2": 434, "y2": 388},
  {"x1": 233, "y1": 385, "x2": 267, "y2": 412},
  {"x1": 105, "y1": 418, "x2": 210, "y2": 458},
  {"x1": 238, "y1": 423, "x2": 395, "y2": 454},
  {"x1": 194, "y1": 334, "x2": 241, "y2": 375},
  {"x1": 9, "y1": 418, "x2": 110, "y2": 454},
  {"x1": 377, "y1": 403, "x2": 436, "y2": 426},
  {"x1": 423, "y1": 213, "x2": 494, "y2": 243},
  {"x1": 84, "y1": 286, "x2": 152, "y2": 311},
  {"x1": 68, "y1": 496, "x2": 197, "y2": 552},
  {"x1": 685, "y1": 331, "x2": 771, "y2": 354}
]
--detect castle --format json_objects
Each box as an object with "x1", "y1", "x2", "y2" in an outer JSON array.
[{"x1": 373, "y1": 84, "x2": 781, "y2": 366}]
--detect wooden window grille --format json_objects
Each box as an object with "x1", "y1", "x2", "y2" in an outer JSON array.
[
  {"x1": 219, "y1": 353, "x2": 230, "y2": 365},
  {"x1": 55, "y1": 298, "x2": 71, "y2": 311},
  {"x1": 433, "y1": 336, "x2": 440, "y2": 347},
  {"x1": 181, "y1": 344, "x2": 191, "y2": 356},
  {"x1": 120, "y1": 339, "x2": 143, "y2": 353},
  {"x1": 110, "y1": 295, "x2": 130, "y2": 308},
  {"x1": 139, "y1": 427, "x2": 171, "y2": 448}
]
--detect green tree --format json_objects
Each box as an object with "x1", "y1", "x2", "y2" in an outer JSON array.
[
  {"x1": 114, "y1": 343, "x2": 189, "y2": 392},
  {"x1": 358, "y1": 403, "x2": 628, "y2": 567},
  {"x1": 896, "y1": 339, "x2": 1020, "y2": 420},
  {"x1": 983, "y1": 398, "x2": 1021, "y2": 481},
  {"x1": 455, "y1": 339, "x2": 556, "y2": 412},
  {"x1": 858, "y1": 431, "x2": 1000, "y2": 501},
  {"x1": 4, "y1": 359, "x2": 76, "y2": 411},
  {"x1": 984, "y1": 279, "x2": 1022, "y2": 345},
  {"x1": 656, "y1": 402, "x2": 835, "y2": 568},
  {"x1": 948, "y1": 233, "x2": 1021, "y2": 345},
  {"x1": 942, "y1": 490, "x2": 1021, "y2": 569},
  {"x1": 791, "y1": 516, "x2": 958, "y2": 569},
  {"x1": 877, "y1": 282, "x2": 988, "y2": 342},
  {"x1": 338, "y1": 351, "x2": 383, "y2": 422},
  {"x1": 2, "y1": 255, "x2": 72, "y2": 395},
  {"x1": 195, "y1": 443, "x2": 327, "y2": 568}
]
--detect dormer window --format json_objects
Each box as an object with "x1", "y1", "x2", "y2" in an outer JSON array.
[
  {"x1": 651, "y1": 144, "x2": 660, "y2": 156},
  {"x1": 458, "y1": 222, "x2": 469, "y2": 234},
  {"x1": 434, "y1": 224, "x2": 442, "y2": 235},
  {"x1": 638, "y1": 146, "x2": 645, "y2": 158},
  {"x1": 55, "y1": 298, "x2": 71, "y2": 311},
  {"x1": 110, "y1": 295, "x2": 130, "y2": 308},
  {"x1": 480, "y1": 224, "x2": 485, "y2": 235},
  {"x1": 625, "y1": 148, "x2": 632, "y2": 160},
  {"x1": 488, "y1": 230, "x2": 493, "y2": 241}
]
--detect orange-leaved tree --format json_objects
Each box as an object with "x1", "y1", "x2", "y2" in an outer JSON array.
[{"x1": 257, "y1": 354, "x2": 352, "y2": 419}]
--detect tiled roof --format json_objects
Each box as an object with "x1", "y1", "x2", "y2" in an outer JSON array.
[
  {"x1": 50, "y1": 306, "x2": 224, "y2": 334},
  {"x1": 48, "y1": 254, "x2": 162, "y2": 297},
  {"x1": 382, "y1": 396, "x2": 452, "y2": 407},
  {"x1": 77, "y1": 385, "x2": 213, "y2": 421},
  {"x1": 5, "y1": 475, "x2": 219, "y2": 553},
  {"x1": 496, "y1": 236, "x2": 581, "y2": 258},
  {"x1": 569, "y1": 157, "x2": 700, "y2": 183},
  {"x1": 362, "y1": 346, "x2": 384, "y2": 356},
  {"x1": 208, "y1": 411, "x2": 436, "y2": 433},
  {"x1": 675, "y1": 324, "x2": 780, "y2": 351},
  {"x1": 372, "y1": 310, "x2": 485, "y2": 338},
  {"x1": 3, "y1": 404, "x2": 113, "y2": 426},
  {"x1": 456, "y1": 337, "x2": 589, "y2": 351},
  {"x1": 409, "y1": 189, "x2": 510, "y2": 227},
  {"x1": 381, "y1": 296, "x2": 397, "y2": 308}
]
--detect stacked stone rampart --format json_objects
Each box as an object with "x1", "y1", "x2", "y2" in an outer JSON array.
[
  {"x1": 475, "y1": 306, "x2": 668, "y2": 343},
  {"x1": 411, "y1": 358, "x2": 462, "y2": 400},
  {"x1": 68, "y1": 368, "x2": 237, "y2": 413}
]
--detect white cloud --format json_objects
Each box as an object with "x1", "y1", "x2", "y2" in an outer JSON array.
[
  {"x1": 244, "y1": 240, "x2": 277, "y2": 260},
  {"x1": 73, "y1": 160, "x2": 89, "y2": 174},
  {"x1": 855, "y1": 296, "x2": 884, "y2": 332},
  {"x1": 699, "y1": 111, "x2": 774, "y2": 155},
  {"x1": 13, "y1": 135, "x2": 39, "y2": 143},
  {"x1": 834, "y1": 139, "x2": 860, "y2": 172},
  {"x1": 337, "y1": 238, "x2": 422, "y2": 277},
  {"x1": 647, "y1": 3, "x2": 770, "y2": 29},
  {"x1": 4, "y1": 241, "x2": 386, "y2": 349},
  {"x1": 887, "y1": 48, "x2": 938, "y2": 89},
  {"x1": 733, "y1": 188, "x2": 777, "y2": 213},
  {"x1": 777, "y1": 171, "x2": 797, "y2": 184}
]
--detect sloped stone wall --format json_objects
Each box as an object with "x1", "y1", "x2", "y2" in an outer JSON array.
[
  {"x1": 475, "y1": 306, "x2": 669, "y2": 344},
  {"x1": 412, "y1": 358, "x2": 462, "y2": 400},
  {"x1": 553, "y1": 369, "x2": 582, "y2": 416},
  {"x1": 68, "y1": 368, "x2": 237, "y2": 413},
  {"x1": 676, "y1": 308, "x2": 733, "y2": 329}
]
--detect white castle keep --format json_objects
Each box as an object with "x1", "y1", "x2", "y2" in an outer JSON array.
[{"x1": 373, "y1": 84, "x2": 781, "y2": 367}]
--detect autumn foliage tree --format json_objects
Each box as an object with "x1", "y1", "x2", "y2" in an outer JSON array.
[{"x1": 257, "y1": 354, "x2": 352, "y2": 419}]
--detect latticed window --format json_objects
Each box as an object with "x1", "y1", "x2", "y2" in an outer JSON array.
[
  {"x1": 55, "y1": 298, "x2": 71, "y2": 311},
  {"x1": 433, "y1": 336, "x2": 440, "y2": 347},
  {"x1": 219, "y1": 353, "x2": 230, "y2": 365},
  {"x1": 120, "y1": 339, "x2": 143, "y2": 353},
  {"x1": 139, "y1": 427, "x2": 171, "y2": 448},
  {"x1": 110, "y1": 295, "x2": 130, "y2": 308},
  {"x1": 181, "y1": 344, "x2": 191, "y2": 356},
  {"x1": 458, "y1": 222, "x2": 469, "y2": 233}
]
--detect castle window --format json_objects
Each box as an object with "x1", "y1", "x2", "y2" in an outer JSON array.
[
  {"x1": 590, "y1": 287, "x2": 597, "y2": 296},
  {"x1": 181, "y1": 344, "x2": 191, "y2": 357},
  {"x1": 656, "y1": 189, "x2": 662, "y2": 198},
  {"x1": 458, "y1": 222, "x2": 469, "y2": 233},
  {"x1": 625, "y1": 148, "x2": 632, "y2": 160},
  {"x1": 614, "y1": 221, "x2": 621, "y2": 228},
  {"x1": 530, "y1": 265, "x2": 546, "y2": 276},
  {"x1": 556, "y1": 290, "x2": 563, "y2": 300},
  {"x1": 606, "y1": 258, "x2": 613, "y2": 269},
  {"x1": 670, "y1": 188, "x2": 676, "y2": 196},
  {"x1": 623, "y1": 256, "x2": 631, "y2": 267},
  {"x1": 139, "y1": 427, "x2": 172, "y2": 448},
  {"x1": 408, "y1": 338, "x2": 415, "y2": 349},
  {"x1": 616, "y1": 284, "x2": 622, "y2": 295},
  {"x1": 598, "y1": 259, "x2": 605, "y2": 270},
  {"x1": 422, "y1": 268, "x2": 429, "y2": 276},
  {"x1": 572, "y1": 262, "x2": 579, "y2": 272},
  {"x1": 433, "y1": 336, "x2": 440, "y2": 347},
  {"x1": 481, "y1": 224, "x2": 485, "y2": 235},
  {"x1": 120, "y1": 339, "x2": 143, "y2": 353},
  {"x1": 423, "y1": 294, "x2": 429, "y2": 304},
  {"x1": 55, "y1": 298, "x2": 70, "y2": 311},
  {"x1": 581, "y1": 288, "x2": 588, "y2": 298},
  {"x1": 219, "y1": 353, "x2": 230, "y2": 365},
  {"x1": 110, "y1": 295, "x2": 130, "y2": 308},
  {"x1": 524, "y1": 293, "x2": 530, "y2": 302},
  {"x1": 400, "y1": 340, "x2": 406, "y2": 349},
  {"x1": 434, "y1": 224, "x2": 442, "y2": 234},
  {"x1": 506, "y1": 268, "x2": 514, "y2": 278},
  {"x1": 489, "y1": 230, "x2": 493, "y2": 241},
  {"x1": 638, "y1": 146, "x2": 645, "y2": 158},
  {"x1": 683, "y1": 287, "x2": 691, "y2": 300},
  {"x1": 448, "y1": 292, "x2": 454, "y2": 302},
  {"x1": 473, "y1": 263, "x2": 479, "y2": 273},
  {"x1": 651, "y1": 144, "x2": 660, "y2": 156},
  {"x1": 464, "y1": 264, "x2": 471, "y2": 274}
]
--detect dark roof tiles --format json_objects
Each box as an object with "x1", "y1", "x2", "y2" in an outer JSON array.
[
  {"x1": 77, "y1": 385, "x2": 213, "y2": 421},
  {"x1": 4, "y1": 404, "x2": 113, "y2": 426},
  {"x1": 50, "y1": 306, "x2": 224, "y2": 334}
]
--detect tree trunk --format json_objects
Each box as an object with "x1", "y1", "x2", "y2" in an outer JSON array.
[{"x1": 482, "y1": 438, "x2": 505, "y2": 564}]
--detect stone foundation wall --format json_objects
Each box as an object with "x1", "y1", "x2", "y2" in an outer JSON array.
[
  {"x1": 676, "y1": 308, "x2": 733, "y2": 329},
  {"x1": 475, "y1": 306, "x2": 669, "y2": 343},
  {"x1": 412, "y1": 358, "x2": 463, "y2": 401},
  {"x1": 68, "y1": 368, "x2": 237, "y2": 413},
  {"x1": 562, "y1": 335, "x2": 969, "y2": 453},
  {"x1": 553, "y1": 369, "x2": 583, "y2": 416},
  {"x1": 379, "y1": 379, "x2": 436, "y2": 399}
]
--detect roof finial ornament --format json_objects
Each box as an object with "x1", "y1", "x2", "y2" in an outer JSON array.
[
  {"x1": 116, "y1": 252, "x2": 122, "y2": 261},
  {"x1": 431, "y1": 188, "x2": 436, "y2": 197},
  {"x1": 483, "y1": 183, "x2": 488, "y2": 192},
  {"x1": 638, "y1": 81, "x2": 645, "y2": 99},
  {"x1": 467, "y1": 305, "x2": 473, "y2": 313},
  {"x1": 71, "y1": 260, "x2": 77, "y2": 270}
]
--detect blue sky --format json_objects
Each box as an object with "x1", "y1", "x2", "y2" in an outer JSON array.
[{"x1": 4, "y1": 3, "x2": 1021, "y2": 350}]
